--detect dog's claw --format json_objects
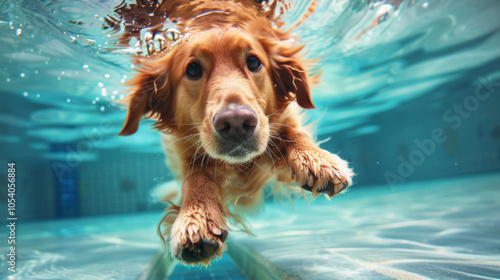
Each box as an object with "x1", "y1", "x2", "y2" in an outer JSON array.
[
  {"x1": 319, "y1": 180, "x2": 350, "y2": 197},
  {"x1": 218, "y1": 228, "x2": 228, "y2": 243},
  {"x1": 208, "y1": 221, "x2": 221, "y2": 236},
  {"x1": 301, "y1": 184, "x2": 312, "y2": 192},
  {"x1": 300, "y1": 170, "x2": 316, "y2": 192},
  {"x1": 301, "y1": 170, "x2": 351, "y2": 197},
  {"x1": 307, "y1": 172, "x2": 315, "y2": 187},
  {"x1": 339, "y1": 180, "x2": 349, "y2": 193},
  {"x1": 318, "y1": 181, "x2": 334, "y2": 195}
]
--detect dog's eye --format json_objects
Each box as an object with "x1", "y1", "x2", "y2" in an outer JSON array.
[
  {"x1": 247, "y1": 56, "x2": 262, "y2": 72},
  {"x1": 186, "y1": 62, "x2": 203, "y2": 80}
]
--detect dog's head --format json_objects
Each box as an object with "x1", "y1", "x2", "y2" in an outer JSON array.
[{"x1": 119, "y1": 18, "x2": 315, "y2": 163}]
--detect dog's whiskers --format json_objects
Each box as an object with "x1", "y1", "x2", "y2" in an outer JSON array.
[
  {"x1": 269, "y1": 138, "x2": 290, "y2": 170},
  {"x1": 169, "y1": 122, "x2": 203, "y2": 126},
  {"x1": 163, "y1": 133, "x2": 200, "y2": 149},
  {"x1": 232, "y1": 161, "x2": 254, "y2": 174},
  {"x1": 197, "y1": 141, "x2": 216, "y2": 173},
  {"x1": 269, "y1": 132, "x2": 293, "y2": 143},
  {"x1": 189, "y1": 141, "x2": 204, "y2": 176},
  {"x1": 267, "y1": 140, "x2": 281, "y2": 160},
  {"x1": 269, "y1": 122, "x2": 309, "y2": 138},
  {"x1": 266, "y1": 109, "x2": 285, "y2": 118},
  {"x1": 265, "y1": 146, "x2": 277, "y2": 170},
  {"x1": 176, "y1": 139, "x2": 200, "y2": 162},
  {"x1": 253, "y1": 161, "x2": 272, "y2": 177},
  {"x1": 181, "y1": 126, "x2": 201, "y2": 135},
  {"x1": 154, "y1": 151, "x2": 164, "y2": 163}
]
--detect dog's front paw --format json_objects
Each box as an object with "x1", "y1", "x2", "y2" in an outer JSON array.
[
  {"x1": 169, "y1": 204, "x2": 227, "y2": 264},
  {"x1": 289, "y1": 147, "x2": 354, "y2": 198}
]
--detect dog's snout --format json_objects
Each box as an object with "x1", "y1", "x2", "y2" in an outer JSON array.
[{"x1": 213, "y1": 106, "x2": 258, "y2": 140}]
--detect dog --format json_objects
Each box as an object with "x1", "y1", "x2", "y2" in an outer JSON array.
[{"x1": 110, "y1": 0, "x2": 354, "y2": 264}]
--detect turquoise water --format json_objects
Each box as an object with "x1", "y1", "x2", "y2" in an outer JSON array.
[
  {"x1": 2, "y1": 0, "x2": 499, "y2": 160},
  {"x1": 1, "y1": 174, "x2": 499, "y2": 279},
  {"x1": 1, "y1": 0, "x2": 500, "y2": 279}
]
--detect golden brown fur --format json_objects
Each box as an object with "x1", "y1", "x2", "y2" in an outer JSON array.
[{"x1": 115, "y1": 0, "x2": 354, "y2": 264}]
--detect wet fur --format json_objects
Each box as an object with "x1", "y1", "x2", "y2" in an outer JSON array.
[{"x1": 115, "y1": 0, "x2": 353, "y2": 264}]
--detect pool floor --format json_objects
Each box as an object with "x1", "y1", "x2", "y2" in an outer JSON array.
[
  {"x1": 1, "y1": 173, "x2": 499, "y2": 279},
  {"x1": 235, "y1": 172, "x2": 500, "y2": 279}
]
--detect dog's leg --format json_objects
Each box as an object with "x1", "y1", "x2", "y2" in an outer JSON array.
[
  {"x1": 283, "y1": 130, "x2": 354, "y2": 198},
  {"x1": 169, "y1": 174, "x2": 227, "y2": 264}
]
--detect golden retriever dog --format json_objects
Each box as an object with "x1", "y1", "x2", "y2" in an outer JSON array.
[{"x1": 111, "y1": 0, "x2": 354, "y2": 264}]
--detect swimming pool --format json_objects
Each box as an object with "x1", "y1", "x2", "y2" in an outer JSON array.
[
  {"x1": 1, "y1": 0, "x2": 500, "y2": 279},
  {"x1": 1, "y1": 173, "x2": 499, "y2": 279}
]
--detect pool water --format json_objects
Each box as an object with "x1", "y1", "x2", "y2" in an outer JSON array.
[
  {"x1": 1, "y1": 173, "x2": 499, "y2": 279},
  {"x1": 238, "y1": 173, "x2": 500, "y2": 280},
  {"x1": 1, "y1": 0, "x2": 500, "y2": 279}
]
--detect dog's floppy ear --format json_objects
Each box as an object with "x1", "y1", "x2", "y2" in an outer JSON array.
[
  {"x1": 118, "y1": 70, "x2": 173, "y2": 136},
  {"x1": 270, "y1": 44, "x2": 316, "y2": 109},
  {"x1": 118, "y1": 86, "x2": 151, "y2": 136}
]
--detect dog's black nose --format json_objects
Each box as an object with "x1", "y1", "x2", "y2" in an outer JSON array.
[{"x1": 213, "y1": 106, "x2": 258, "y2": 140}]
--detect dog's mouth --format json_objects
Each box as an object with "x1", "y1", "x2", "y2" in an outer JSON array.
[
  {"x1": 202, "y1": 104, "x2": 267, "y2": 163},
  {"x1": 215, "y1": 137, "x2": 260, "y2": 163}
]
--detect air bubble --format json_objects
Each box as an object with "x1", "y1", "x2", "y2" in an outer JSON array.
[
  {"x1": 423, "y1": 2, "x2": 429, "y2": 8},
  {"x1": 84, "y1": 39, "x2": 95, "y2": 46},
  {"x1": 83, "y1": 65, "x2": 89, "y2": 69},
  {"x1": 100, "y1": 106, "x2": 105, "y2": 111},
  {"x1": 98, "y1": 82, "x2": 104, "y2": 87},
  {"x1": 104, "y1": 74, "x2": 110, "y2": 78},
  {"x1": 23, "y1": 92, "x2": 28, "y2": 97},
  {"x1": 66, "y1": 98, "x2": 71, "y2": 103},
  {"x1": 16, "y1": 29, "x2": 22, "y2": 36},
  {"x1": 20, "y1": 73, "x2": 25, "y2": 78}
]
